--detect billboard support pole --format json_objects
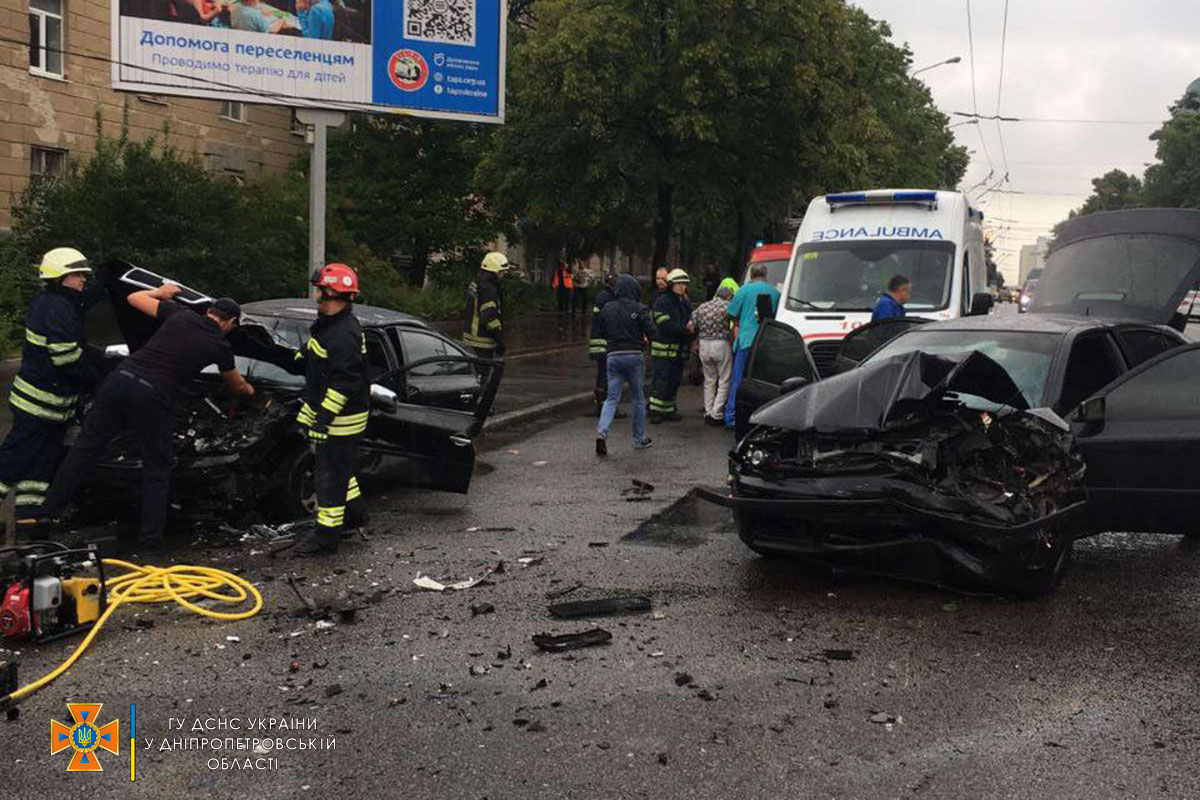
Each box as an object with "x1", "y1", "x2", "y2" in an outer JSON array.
[{"x1": 296, "y1": 109, "x2": 346, "y2": 296}]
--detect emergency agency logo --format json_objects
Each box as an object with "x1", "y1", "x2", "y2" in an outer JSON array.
[
  {"x1": 50, "y1": 702, "x2": 119, "y2": 771},
  {"x1": 388, "y1": 49, "x2": 429, "y2": 92}
]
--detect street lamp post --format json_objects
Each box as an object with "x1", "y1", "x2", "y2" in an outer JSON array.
[{"x1": 910, "y1": 56, "x2": 962, "y2": 77}]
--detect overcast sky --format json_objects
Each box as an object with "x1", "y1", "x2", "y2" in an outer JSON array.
[{"x1": 850, "y1": 0, "x2": 1200, "y2": 281}]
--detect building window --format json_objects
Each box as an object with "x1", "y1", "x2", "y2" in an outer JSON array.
[
  {"x1": 30, "y1": 146, "x2": 67, "y2": 178},
  {"x1": 29, "y1": 0, "x2": 65, "y2": 78},
  {"x1": 219, "y1": 101, "x2": 245, "y2": 122}
]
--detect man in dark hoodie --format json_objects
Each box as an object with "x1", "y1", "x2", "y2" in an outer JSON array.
[{"x1": 593, "y1": 274, "x2": 657, "y2": 456}]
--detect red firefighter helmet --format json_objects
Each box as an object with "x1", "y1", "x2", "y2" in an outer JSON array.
[{"x1": 310, "y1": 263, "x2": 360, "y2": 297}]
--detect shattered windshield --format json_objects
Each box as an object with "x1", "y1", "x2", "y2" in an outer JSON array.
[
  {"x1": 787, "y1": 240, "x2": 956, "y2": 312},
  {"x1": 234, "y1": 315, "x2": 305, "y2": 389},
  {"x1": 863, "y1": 330, "x2": 1061, "y2": 408}
]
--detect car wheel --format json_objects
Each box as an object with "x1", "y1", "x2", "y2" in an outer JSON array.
[{"x1": 266, "y1": 445, "x2": 317, "y2": 522}]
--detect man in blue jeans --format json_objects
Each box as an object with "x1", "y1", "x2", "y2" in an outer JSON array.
[
  {"x1": 723, "y1": 263, "x2": 780, "y2": 429},
  {"x1": 593, "y1": 274, "x2": 658, "y2": 455}
]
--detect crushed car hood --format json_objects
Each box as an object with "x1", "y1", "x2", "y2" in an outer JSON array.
[
  {"x1": 750, "y1": 350, "x2": 1028, "y2": 435},
  {"x1": 1033, "y1": 208, "x2": 1200, "y2": 325}
]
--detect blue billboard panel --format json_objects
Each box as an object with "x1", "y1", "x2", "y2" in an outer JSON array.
[{"x1": 111, "y1": 0, "x2": 505, "y2": 123}]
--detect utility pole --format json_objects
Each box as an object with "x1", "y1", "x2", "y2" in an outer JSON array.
[{"x1": 296, "y1": 109, "x2": 346, "y2": 297}]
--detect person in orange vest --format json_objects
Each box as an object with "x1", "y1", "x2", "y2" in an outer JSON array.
[{"x1": 551, "y1": 260, "x2": 574, "y2": 316}]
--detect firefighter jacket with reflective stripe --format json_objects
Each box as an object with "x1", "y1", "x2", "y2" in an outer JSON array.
[
  {"x1": 463, "y1": 270, "x2": 504, "y2": 351},
  {"x1": 11, "y1": 285, "x2": 93, "y2": 423},
  {"x1": 650, "y1": 292, "x2": 692, "y2": 360},
  {"x1": 295, "y1": 308, "x2": 370, "y2": 437},
  {"x1": 588, "y1": 286, "x2": 615, "y2": 356}
]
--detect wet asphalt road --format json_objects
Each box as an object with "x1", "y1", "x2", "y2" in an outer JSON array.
[{"x1": 4, "y1": 383, "x2": 1200, "y2": 799}]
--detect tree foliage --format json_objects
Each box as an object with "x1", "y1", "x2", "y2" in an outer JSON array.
[
  {"x1": 324, "y1": 116, "x2": 508, "y2": 285},
  {"x1": 4, "y1": 114, "x2": 310, "y2": 304},
  {"x1": 479, "y1": 0, "x2": 967, "y2": 275},
  {"x1": 1065, "y1": 82, "x2": 1200, "y2": 226}
]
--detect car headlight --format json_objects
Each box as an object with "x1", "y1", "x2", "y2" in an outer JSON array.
[{"x1": 748, "y1": 447, "x2": 769, "y2": 467}]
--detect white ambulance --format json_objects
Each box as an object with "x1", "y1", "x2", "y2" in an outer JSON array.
[{"x1": 774, "y1": 189, "x2": 991, "y2": 375}]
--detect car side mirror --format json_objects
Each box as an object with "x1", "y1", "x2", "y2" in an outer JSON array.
[
  {"x1": 1074, "y1": 396, "x2": 1105, "y2": 425},
  {"x1": 779, "y1": 376, "x2": 810, "y2": 396},
  {"x1": 970, "y1": 292, "x2": 994, "y2": 316},
  {"x1": 370, "y1": 383, "x2": 398, "y2": 412}
]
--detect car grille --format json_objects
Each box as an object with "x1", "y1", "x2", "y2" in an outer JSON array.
[{"x1": 808, "y1": 340, "x2": 842, "y2": 377}]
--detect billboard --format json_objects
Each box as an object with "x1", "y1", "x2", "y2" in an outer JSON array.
[{"x1": 111, "y1": 0, "x2": 505, "y2": 123}]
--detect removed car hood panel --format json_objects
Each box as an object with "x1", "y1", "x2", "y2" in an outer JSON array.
[
  {"x1": 1033, "y1": 208, "x2": 1200, "y2": 324},
  {"x1": 750, "y1": 350, "x2": 1028, "y2": 435}
]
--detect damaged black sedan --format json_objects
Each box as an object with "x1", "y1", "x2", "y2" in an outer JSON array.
[
  {"x1": 703, "y1": 208, "x2": 1200, "y2": 596},
  {"x1": 77, "y1": 264, "x2": 502, "y2": 526}
]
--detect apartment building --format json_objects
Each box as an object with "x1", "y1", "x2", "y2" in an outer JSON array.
[{"x1": 0, "y1": 0, "x2": 308, "y2": 229}]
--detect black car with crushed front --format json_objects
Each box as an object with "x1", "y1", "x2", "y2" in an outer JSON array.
[
  {"x1": 79, "y1": 263, "x2": 502, "y2": 525},
  {"x1": 702, "y1": 208, "x2": 1200, "y2": 596}
]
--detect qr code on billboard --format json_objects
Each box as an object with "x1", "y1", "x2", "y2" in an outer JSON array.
[{"x1": 404, "y1": 0, "x2": 476, "y2": 47}]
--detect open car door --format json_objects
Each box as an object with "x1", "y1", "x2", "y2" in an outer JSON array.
[
  {"x1": 1072, "y1": 342, "x2": 1200, "y2": 535},
  {"x1": 364, "y1": 355, "x2": 504, "y2": 494},
  {"x1": 827, "y1": 317, "x2": 931, "y2": 376},
  {"x1": 734, "y1": 320, "x2": 818, "y2": 439}
]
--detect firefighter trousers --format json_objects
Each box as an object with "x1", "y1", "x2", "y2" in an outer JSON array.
[
  {"x1": 43, "y1": 371, "x2": 173, "y2": 541},
  {"x1": 314, "y1": 433, "x2": 364, "y2": 535},
  {"x1": 649, "y1": 356, "x2": 684, "y2": 416},
  {"x1": 0, "y1": 407, "x2": 68, "y2": 513}
]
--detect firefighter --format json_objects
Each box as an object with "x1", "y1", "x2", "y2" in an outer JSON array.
[
  {"x1": 588, "y1": 271, "x2": 620, "y2": 416},
  {"x1": 649, "y1": 269, "x2": 694, "y2": 423},
  {"x1": 0, "y1": 248, "x2": 98, "y2": 518},
  {"x1": 463, "y1": 251, "x2": 513, "y2": 358},
  {"x1": 293, "y1": 263, "x2": 370, "y2": 556}
]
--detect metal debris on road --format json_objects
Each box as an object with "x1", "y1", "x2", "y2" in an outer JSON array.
[
  {"x1": 548, "y1": 596, "x2": 652, "y2": 619},
  {"x1": 531, "y1": 628, "x2": 613, "y2": 652},
  {"x1": 621, "y1": 479, "x2": 656, "y2": 502}
]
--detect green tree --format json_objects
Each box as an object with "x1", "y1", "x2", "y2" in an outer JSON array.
[
  {"x1": 5, "y1": 115, "x2": 310, "y2": 306},
  {"x1": 324, "y1": 115, "x2": 507, "y2": 285},
  {"x1": 1142, "y1": 112, "x2": 1200, "y2": 209},
  {"x1": 481, "y1": 0, "x2": 968, "y2": 275},
  {"x1": 1071, "y1": 169, "x2": 1144, "y2": 217}
]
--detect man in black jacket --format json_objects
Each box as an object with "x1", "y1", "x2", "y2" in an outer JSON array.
[
  {"x1": 294, "y1": 262, "x2": 370, "y2": 556},
  {"x1": 649, "y1": 269, "x2": 694, "y2": 423},
  {"x1": 463, "y1": 251, "x2": 512, "y2": 358},
  {"x1": 593, "y1": 274, "x2": 657, "y2": 455},
  {"x1": 0, "y1": 248, "x2": 99, "y2": 517}
]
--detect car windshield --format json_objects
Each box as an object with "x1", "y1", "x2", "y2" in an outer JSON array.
[
  {"x1": 863, "y1": 329, "x2": 1061, "y2": 408},
  {"x1": 233, "y1": 315, "x2": 306, "y2": 390},
  {"x1": 743, "y1": 259, "x2": 789, "y2": 294},
  {"x1": 787, "y1": 240, "x2": 956, "y2": 312}
]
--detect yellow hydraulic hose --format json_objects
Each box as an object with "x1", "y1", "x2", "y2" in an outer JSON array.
[{"x1": 3, "y1": 559, "x2": 262, "y2": 704}]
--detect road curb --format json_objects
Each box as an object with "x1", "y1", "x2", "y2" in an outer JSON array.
[{"x1": 483, "y1": 391, "x2": 593, "y2": 433}]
